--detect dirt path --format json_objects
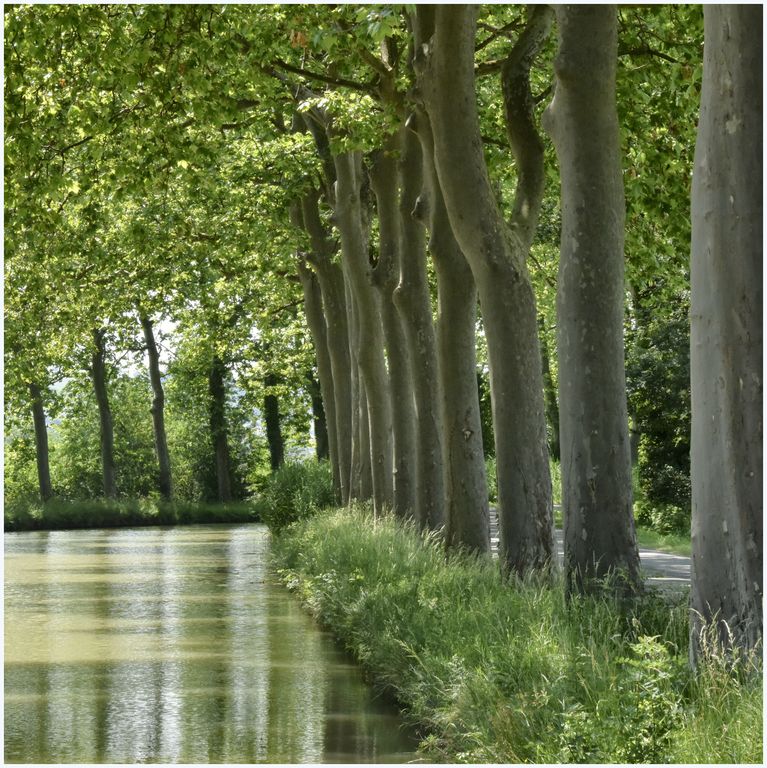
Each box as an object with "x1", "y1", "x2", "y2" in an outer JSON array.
[{"x1": 489, "y1": 507, "x2": 690, "y2": 591}]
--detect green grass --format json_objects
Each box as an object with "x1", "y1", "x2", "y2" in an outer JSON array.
[
  {"x1": 635, "y1": 526, "x2": 691, "y2": 557},
  {"x1": 273, "y1": 507, "x2": 762, "y2": 764},
  {"x1": 4, "y1": 496, "x2": 260, "y2": 532}
]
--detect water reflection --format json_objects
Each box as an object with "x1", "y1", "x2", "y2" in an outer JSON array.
[{"x1": 5, "y1": 525, "x2": 418, "y2": 763}]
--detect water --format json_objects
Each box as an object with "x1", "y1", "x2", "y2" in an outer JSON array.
[{"x1": 4, "y1": 524, "x2": 419, "y2": 763}]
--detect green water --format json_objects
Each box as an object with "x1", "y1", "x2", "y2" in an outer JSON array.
[{"x1": 4, "y1": 524, "x2": 419, "y2": 763}]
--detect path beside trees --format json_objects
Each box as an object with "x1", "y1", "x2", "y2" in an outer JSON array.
[{"x1": 489, "y1": 507, "x2": 690, "y2": 590}]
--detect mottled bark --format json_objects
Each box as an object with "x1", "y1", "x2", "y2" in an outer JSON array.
[
  {"x1": 90, "y1": 328, "x2": 118, "y2": 499},
  {"x1": 334, "y1": 150, "x2": 393, "y2": 514},
  {"x1": 29, "y1": 382, "x2": 53, "y2": 502},
  {"x1": 417, "y1": 5, "x2": 553, "y2": 574},
  {"x1": 690, "y1": 4, "x2": 762, "y2": 659},
  {"x1": 299, "y1": 191, "x2": 353, "y2": 502},
  {"x1": 543, "y1": 5, "x2": 640, "y2": 595},
  {"x1": 297, "y1": 259, "x2": 338, "y2": 487},
  {"x1": 396, "y1": 125, "x2": 446, "y2": 531},
  {"x1": 141, "y1": 314, "x2": 173, "y2": 500},
  {"x1": 411, "y1": 107, "x2": 489, "y2": 553},
  {"x1": 208, "y1": 355, "x2": 232, "y2": 502},
  {"x1": 370, "y1": 142, "x2": 417, "y2": 519},
  {"x1": 264, "y1": 372, "x2": 284, "y2": 472}
]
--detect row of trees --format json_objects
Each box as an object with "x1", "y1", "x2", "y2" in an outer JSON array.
[{"x1": 5, "y1": 5, "x2": 760, "y2": 658}]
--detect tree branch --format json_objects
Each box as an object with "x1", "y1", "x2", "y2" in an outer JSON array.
[
  {"x1": 618, "y1": 45, "x2": 680, "y2": 64},
  {"x1": 272, "y1": 57, "x2": 374, "y2": 93},
  {"x1": 475, "y1": 58, "x2": 504, "y2": 77},
  {"x1": 476, "y1": 18, "x2": 522, "y2": 52},
  {"x1": 501, "y1": 5, "x2": 553, "y2": 251}
]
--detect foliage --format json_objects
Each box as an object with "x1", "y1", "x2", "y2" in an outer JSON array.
[
  {"x1": 273, "y1": 508, "x2": 760, "y2": 763},
  {"x1": 23, "y1": 374, "x2": 157, "y2": 501},
  {"x1": 4, "y1": 497, "x2": 258, "y2": 533},
  {"x1": 633, "y1": 526, "x2": 691, "y2": 558},
  {"x1": 627, "y1": 302, "x2": 691, "y2": 533},
  {"x1": 3, "y1": 428, "x2": 41, "y2": 505},
  {"x1": 485, "y1": 456, "x2": 497, "y2": 504},
  {"x1": 259, "y1": 460, "x2": 334, "y2": 532},
  {"x1": 163, "y1": 341, "x2": 255, "y2": 503}
]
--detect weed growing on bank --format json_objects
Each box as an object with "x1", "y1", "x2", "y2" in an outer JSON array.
[
  {"x1": 258, "y1": 460, "x2": 335, "y2": 531},
  {"x1": 273, "y1": 507, "x2": 762, "y2": 763},
  {"x1": 4, "y1": 497, "x2": 259, "y2": 532}
]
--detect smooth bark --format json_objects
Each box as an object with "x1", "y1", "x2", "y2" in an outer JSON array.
[
  {"x1": 90, "y1": 328, "x2": 118, "y2": 499},
  {"x1": 141, "y1": 314, "x2": 173, "y2": 500},
  {"x1": 299, "y1": 191, "x2": 354, "y2": 502},
  {"x1": 208, "y1": 355, "x2": 233, "y2": 502},
  {"x1": 411, "y1": 107, "x2": 489, "y2": 553},
  {"x1": 29, "y1": 382, "x2": 53, "y2": 502},
  {"x1": 690, "y1": 4, "x2": 762, "y2": 659},
  {"x1": 370, "y1": 142, "x2": 417, "y2": 519},
  {"x1": 417, "y1": 5, "x2": 553, "y2": 573},
  {"x1": 396, "y1": 124, "x2": 446, "y2": 531},
  {"x1": 357, "y1": 376, "x2": 374, "y2": 501},
  {"x1": 297, "y1": 259, "x2": 338, "y2": 483},
  {"x1": 543, "y1": 5, "x2": 641, "y2": 594},
  {"x1": 347, "y1": 286, "x2": 364, "y2": 501},
  {"x1": 334, "y1": 150, "x2": 393, "y2": 514}
]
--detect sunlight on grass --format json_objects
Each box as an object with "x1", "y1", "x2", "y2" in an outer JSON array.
[{"x1": 273, "y1": 506, "x2": 761, "y2": 763}]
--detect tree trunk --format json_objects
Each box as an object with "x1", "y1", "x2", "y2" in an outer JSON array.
[
  {"x1": 208, "y1": 355, "x2": 233, "y2": 502},
  {"x1": 296, "y1": 259, "x2": 337, "y2": 483},
  {"x1": 347, "y1": 287, "x2": 363, "y2": 501},
  {"x1": 358, "y1": 377, "x2": 374, "y2": 502},
  {"x1": 543, "y1": 5, "x2": 641, "y2": 595},
  {"x1": 411, "y1": 107, "x2": 489, "y2": 553},
  {"x1": 538, "y1": 315, "x2": 560, "y2": 462},
  {"x1": 417, "y1": 5, "x2": 553, "y2": 574},
  {"x1": 395, "y1": 124, "x2": 446, "y2": 531},
  {"x1": 29, "y1": 382, "x2": 53, "y2": 502},
  {"x1": 306, "y1": 370, "x2": 330, "y2": 461},
  {"x1": 140, "y1": 314, "x2": 173, "y2": 501},
  {"x1": 90, "y1": 328, "x2": 118, "y2": 499},
  {"x1": 370, "y1": 141, "x2": 417, "y2": 519},
  {"x1": 299, "y1": 191, "x2": 354, "y2": 503},
  {"x1": 690, "y1": 4, "x2": 762, "y2": 660},
  {"x1": 334, "y1": 150, "x2": 393, "y2": 515},
  {"x1": 263, "y1": 372, "x2": 284, "y2": 472}
]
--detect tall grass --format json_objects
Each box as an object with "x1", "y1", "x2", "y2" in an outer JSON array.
[{"x1": 273, "y1": 507, "x2": 762, "y2": 763}]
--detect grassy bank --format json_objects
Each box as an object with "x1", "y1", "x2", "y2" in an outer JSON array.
[
  {"x1": 4, "y1": 497, "x2": 260, "y2": 532},
  {"x1": 273, "y1": 507, "x2": 762, "y2": 763},
  {"x1": 5, "y1": 460, "x2": 334, "y2": 533}
]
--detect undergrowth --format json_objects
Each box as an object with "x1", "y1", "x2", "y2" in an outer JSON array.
[
  {"x1": 4, "y1": 497, "x2": 259, "y2": 532},
  {"x1": 273, "y1": 507, "x2": 762, "y2": 764}
]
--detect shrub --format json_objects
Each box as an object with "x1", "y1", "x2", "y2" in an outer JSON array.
[{"x1": 258, "y1": 460, "x2": 334, "y2": 532}]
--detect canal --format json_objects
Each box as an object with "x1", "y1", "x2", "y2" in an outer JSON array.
[{"x1": 4, "y1": 524, "x2": 419, "y2": 763}]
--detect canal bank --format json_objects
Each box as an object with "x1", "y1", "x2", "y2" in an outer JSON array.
[
  {"x1": 4, "y1": 523, "x2": 418, "y2": 763},
  {"x1": 272, "y1": 506, "x2": 761, "y2": 764}
]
